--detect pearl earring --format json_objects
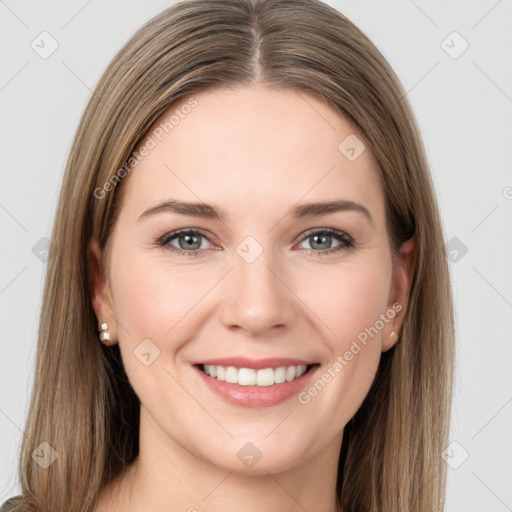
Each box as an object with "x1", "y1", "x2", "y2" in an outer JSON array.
[{"x1": 99, "y1": 322, "x2": 111, "y2": 343}]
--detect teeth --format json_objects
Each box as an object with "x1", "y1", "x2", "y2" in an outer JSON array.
[{"x1": 201, "y1": 364, "x2": 308, "y2": 386}]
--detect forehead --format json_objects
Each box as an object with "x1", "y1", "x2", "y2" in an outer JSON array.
[{"x1": 121, "y1": 84, "x2": 384, "y2": 224}]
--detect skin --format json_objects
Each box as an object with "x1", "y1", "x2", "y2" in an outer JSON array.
[{"x1": 88, "y1": 83, "x2": 416, "y2": 512}]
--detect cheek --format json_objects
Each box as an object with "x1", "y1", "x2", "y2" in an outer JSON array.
[
  {"x1": 292, "y1": 256, "x2": 391, "y2": 419},
  {"x1": 110, "y1": 259, "x2": 167, "y2": 335},
  {"x1": 111, "y1": 244, "x2": 193, "y2": 320},
  {"x1": 109, "y1": 249, "x2": 218, "y2": 366},
  {"x1": 300, "y1": 255, "x2": 392, "y2": 350}
]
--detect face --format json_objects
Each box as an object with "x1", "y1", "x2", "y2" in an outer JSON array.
[{"x1": 89, "y1": 84, "x2": 415, "y2": 475}]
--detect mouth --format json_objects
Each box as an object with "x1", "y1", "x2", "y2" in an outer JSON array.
[
  {"x1": 195, "y1": 363, "x2": 318, "y2": 386},
  {"x1": 191, "y1": 359, "x2": 321, "y2": 408}
]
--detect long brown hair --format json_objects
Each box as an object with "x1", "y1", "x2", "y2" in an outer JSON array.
[{"x1": 10, "y1": 1, "x2": 454, "y2": 510}]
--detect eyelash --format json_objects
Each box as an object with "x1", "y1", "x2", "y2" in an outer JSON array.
[{"x1": 156, "y1": 228, "x2": 354, "y2": 258}]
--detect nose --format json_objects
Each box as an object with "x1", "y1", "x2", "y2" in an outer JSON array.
[{"x1": 220, "y1": 248, "x2": 297, "y2": 336}]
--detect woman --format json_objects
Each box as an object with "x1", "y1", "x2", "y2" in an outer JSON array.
[{"x1": 2, "y1": 0, "x2": 454, "y2": 511}]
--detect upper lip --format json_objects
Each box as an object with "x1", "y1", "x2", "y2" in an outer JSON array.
[{"x1": 190, "y1": 357, "x2": 317, "y2": 370}]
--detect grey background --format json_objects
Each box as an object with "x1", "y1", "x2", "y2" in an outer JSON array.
[{"x1": 1, "y1": 1, "x2": 511, "y2": 510}]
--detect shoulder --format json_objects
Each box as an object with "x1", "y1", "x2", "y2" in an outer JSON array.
[{"x1": 0, "y1": 496, "x2": 28, "y2": 512}]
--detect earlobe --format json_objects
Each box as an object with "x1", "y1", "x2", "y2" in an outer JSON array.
[
  {"x1": 382, "y1": 330, "x2": 399, "y2": 352},
  {"x1": 382, "y1": 235, "x2": 417, "y2": 352}
]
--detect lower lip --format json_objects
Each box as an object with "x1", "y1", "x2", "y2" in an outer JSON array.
[{"x1": 193, "y1": 364, "x2": 320, "y2": 408}]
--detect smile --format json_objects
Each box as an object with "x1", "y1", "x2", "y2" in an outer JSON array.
[
  {"x1": 200, "y1": 364, "x2": 311, "y2": 386},
  {"x1": 191, "y1": 358, "x2": 321, "y2": 408}
]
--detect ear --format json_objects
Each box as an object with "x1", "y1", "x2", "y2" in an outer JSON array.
[
  {"x1": 382, "y1": 235, "x2": 417, "y2": 352},
  {"x1": 87, "y1": 237, "x2": 118, "y2": 345}
]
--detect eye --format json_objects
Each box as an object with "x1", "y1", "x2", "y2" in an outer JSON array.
[
  {"x1": 296, "y1": 228, "x2": 354, "y2": 256},
  {"x1": 157, "y1": 229, "x2": 214, "y2": 257}
]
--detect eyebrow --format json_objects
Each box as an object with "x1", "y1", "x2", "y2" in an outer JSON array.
[{"x1": 137, "y1": 199, "x2": 373, "y2": 226}]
